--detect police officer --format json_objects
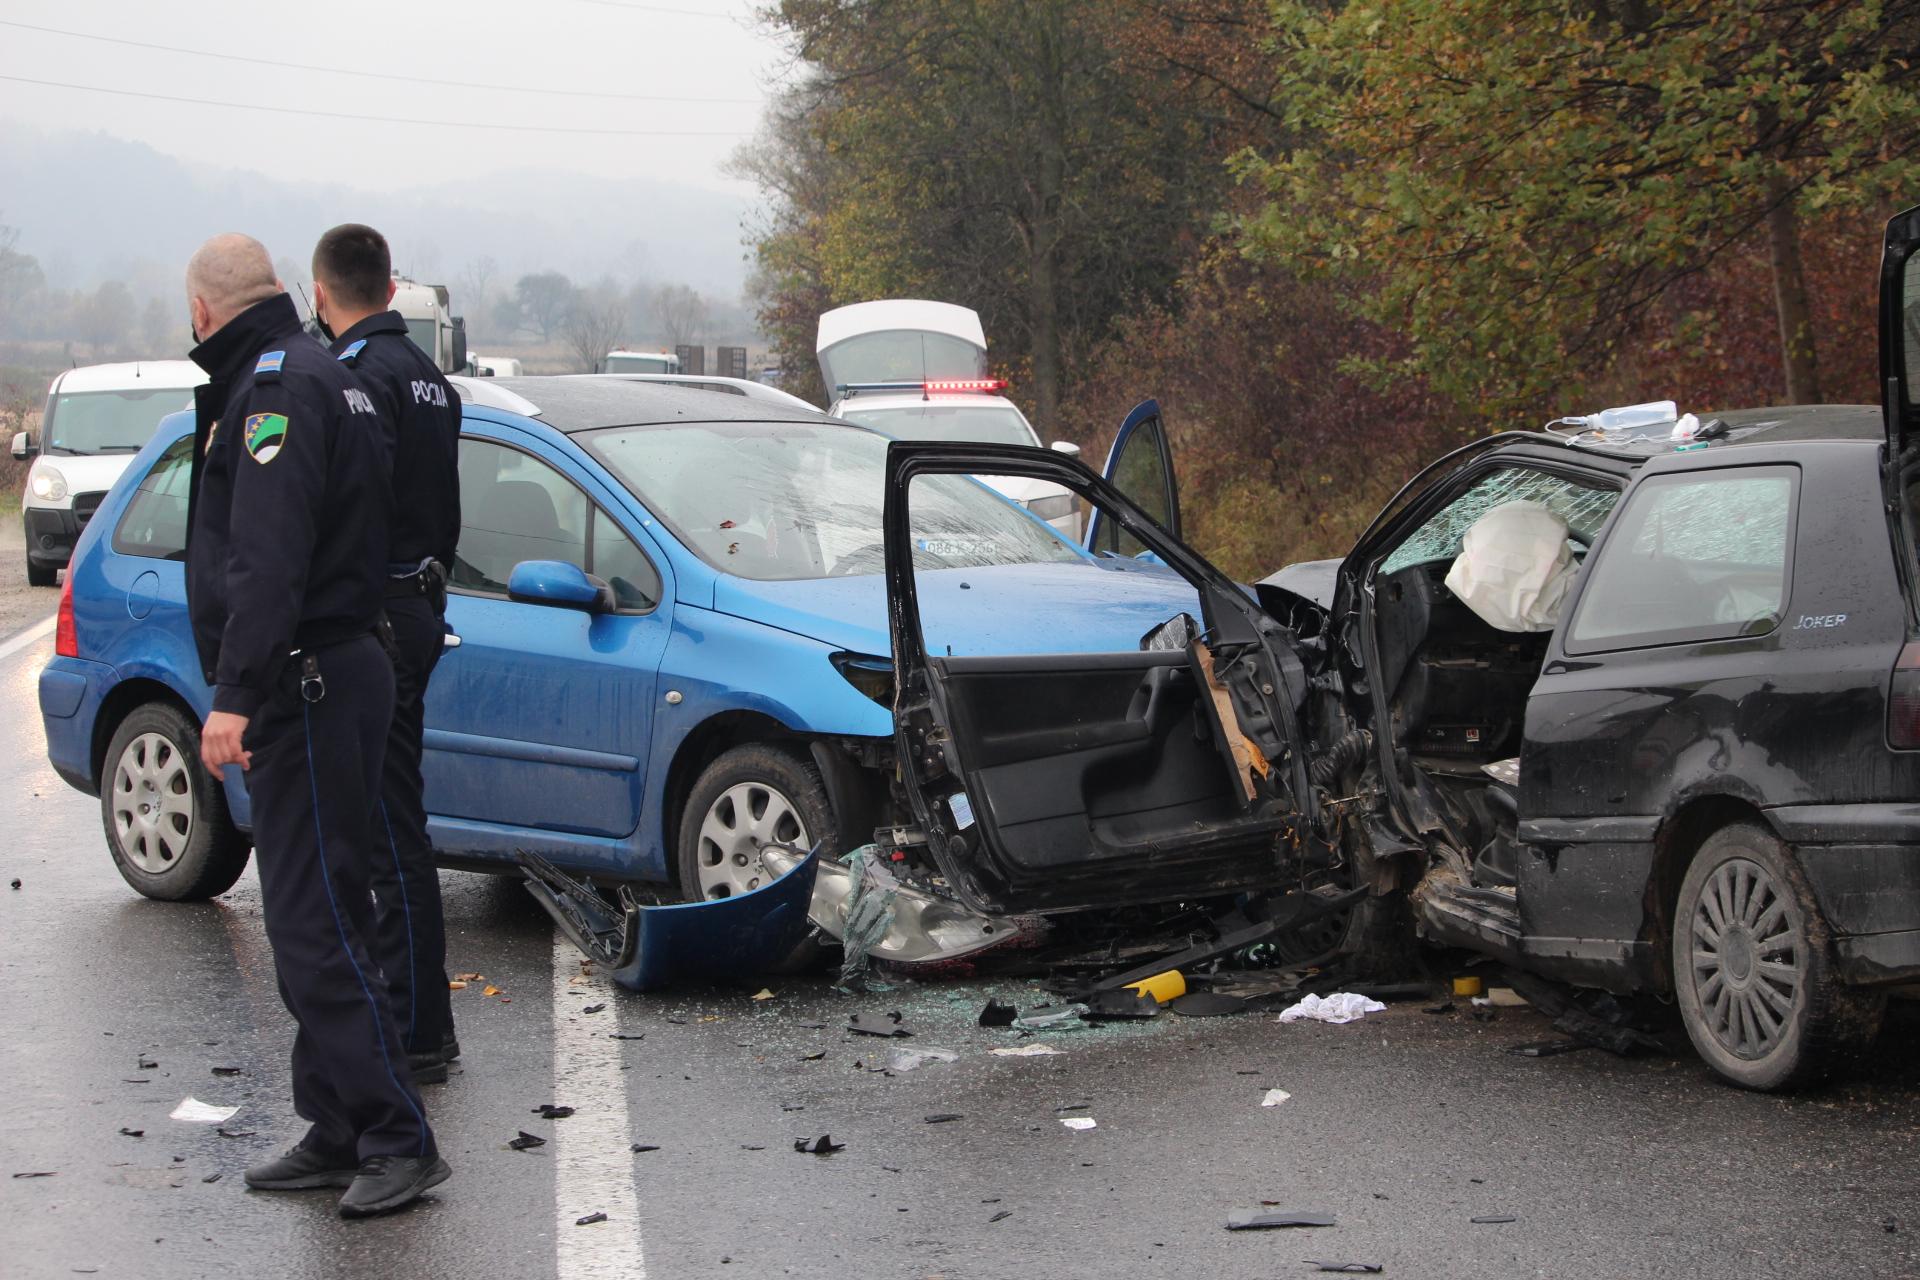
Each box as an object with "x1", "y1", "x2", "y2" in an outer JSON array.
[
  {"x1": 184, "y1": 233, "x2": 448, "y2": 1217},
  {"x1": 310, "y1": 224, "x2": 463, "y2": 1085}
]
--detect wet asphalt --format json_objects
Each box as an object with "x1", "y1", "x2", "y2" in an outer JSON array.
[{"x1": 3, "y1": 622, "x2": 1920, "y2": 1280}]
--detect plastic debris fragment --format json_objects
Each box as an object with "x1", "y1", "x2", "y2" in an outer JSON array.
[
  {"x1": 887, "y1": 1047, "x2": 959, "y2": 1072},
  {"x1": 1224, "y1": 1209, "x2": 1335, "y2": 1230},
  {"x1": 978, "y1": 999, "x2": 1017, "y2": 1027},
  {"x1": 836, "y1": 846, "x2": 900, "y2": 991},
  {"x1": 630, "y1": 1144, "x2": 660, "y2": 1153},
  {"x1": 847, "y1": 1011, "x2": 913, "y2": 1038},
  {"x1": 576, "y1": 1212, "x2": 608, "y2": 1226},
  {"x1": 533, "y1": 1104, "x2": 576, "y2": 1119},
  {"x1": 169, "y1": 1098, "x2": 238, "y2": 1124},
  {"x1": 1059, "y1": 1117, "x2": 1097, "y2": 1131},
  {"x1": 989, "y1": 1044, "x2": 1063, "y2": 1057},
  {"x1": 794, "y1": 1135, "x2": 844, "y2": 1155},
  {"x1": 1012, "y1": 1004, "x2": 1089, "y2": 1032},
  {"x1": 1471, "y1": 1215, "x2": 1517, "y2": 1224},
  {"x1": 1308, "y1": 1263, "x2": 1383, "y2": 1274},
  {"x1": 1261, "y1": 1089, "x2": 1291, "y2": 1107},
  {"x1": 507, "y1": 1132, "x2": 547, "y2": 1151},
  {"x1": 924, "y1": 1114, "x2": 964, "y2": 1124}
]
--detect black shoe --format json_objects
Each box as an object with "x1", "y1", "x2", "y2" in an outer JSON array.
[
  {"x1": 407, "y1": 1048, "x2": 449, "y2": 1085},
  {"x1": 442, "y1": 1031, "x2": 461, "y2": 1062},
  {"x1": 337, "y1": 1154, "x2": 451, "y2": 1219},
  {"x1": 244, "y1": 1141, "x2": 358, "y2": 1191}
]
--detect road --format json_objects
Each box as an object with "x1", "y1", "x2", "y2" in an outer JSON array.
[
  {"x1": 1, "y1": 625, "x2": 1918, "y2": 1280},
  {"x1": 0, "y1": 512, "x2": 58, "y2": 638}
]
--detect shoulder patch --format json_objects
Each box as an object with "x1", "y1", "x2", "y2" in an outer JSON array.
[
  {"x1": 337, "y1": 339, "x2": 367, "y2": 364},
  {"x1": 254, "y1": 350, "x2": 285, "y2": 381},
  {"x1": 243, "y1": 412, "x2": 289, "y2": 464}
]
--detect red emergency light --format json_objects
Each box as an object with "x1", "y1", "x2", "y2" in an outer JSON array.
[{"x1": 923, "y1": 378, "x2": 1009, "y2": 394}]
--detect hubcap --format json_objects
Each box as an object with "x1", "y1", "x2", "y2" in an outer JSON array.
[
  {"x1": 694, "y1": 781, "x2": 810, "y2": 900},
  {"x1": 110, "y1": 731, "x2": 195, "y2": 874},
  {"x1": 1689, "y1": 857, "x2": 1802, "y2": 1060}
]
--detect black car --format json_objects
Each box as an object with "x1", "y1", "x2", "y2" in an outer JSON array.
[{"x1": 872, "y1": 205, "x2": 1920, "y2": 1090}]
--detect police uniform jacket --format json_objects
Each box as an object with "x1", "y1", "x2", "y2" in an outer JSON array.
[
  {"x1": 186, "y1": 293, "x2": 392, "y2": 719},
  {"x1": 331, "y1": 311, "x2": 462, "y2": 571}
]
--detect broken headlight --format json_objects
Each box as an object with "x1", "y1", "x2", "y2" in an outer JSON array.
[{"x1": 830, "y1": 651, "x2": 893, "y2": 705}]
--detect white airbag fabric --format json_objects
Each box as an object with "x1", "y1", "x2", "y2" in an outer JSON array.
[{"x1": 1443, "y1": 500, "x2": 1575, "y2": 633}]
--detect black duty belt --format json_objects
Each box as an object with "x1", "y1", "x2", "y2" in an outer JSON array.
[{"x1": 386, "y1": 558, "x2": 448, "y2": 599}]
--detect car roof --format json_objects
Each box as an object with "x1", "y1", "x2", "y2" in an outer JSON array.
[
  {"x1": 1517, "y1": 403, "x2": 1882, "y2": 462},
  {"x1": 50, "y1": 361, "x2": 206, "y2": 394},
  {"x1": 462, "y1": 375, "x2": 844, "y2": 432}
]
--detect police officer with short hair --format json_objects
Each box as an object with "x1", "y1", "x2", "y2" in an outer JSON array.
[
  {"x1": 184, "y1": 233, "x2": 448, "y2": 1217},
  {"x1": 310, "y1": 223, "x2": 463, "y2": 1084}
]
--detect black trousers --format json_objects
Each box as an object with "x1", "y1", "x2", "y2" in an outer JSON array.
[
  {"x1": 367, "y1": 595, "x2": 453, "y2": 1056},
  {"x1": 244, "y1": 633, "x2": 434, "y2": 1160}
]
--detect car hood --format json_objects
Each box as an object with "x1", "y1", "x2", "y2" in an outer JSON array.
[
  {"x1": 1259, "y1": 557, "x2": 1341, "y2": 611},
  {"x1": 712, "y1": 560, "x2": 1204, "y2": 658},
  {"x1": 27, "y1": 452, "x2": 140, "y2": 503}
]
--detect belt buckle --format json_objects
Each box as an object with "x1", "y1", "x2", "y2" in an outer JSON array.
[{"x1": 299, "y1": 652, "x2": 326, "y2": 703}]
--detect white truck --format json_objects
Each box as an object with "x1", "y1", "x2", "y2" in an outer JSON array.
[
  {"x1": 602, "y1": 350, "x2": 682, "y2": 375},
  {"x1": 817, "y1": 299, "x2": 1082, "y2": 537},
  {"x1": 392, "y1": 277, "x2": 470, "y2": 374}
]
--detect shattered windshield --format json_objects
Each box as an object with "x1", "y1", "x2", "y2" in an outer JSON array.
[
  {"x1": 1381, "y1": 466, "x2": 1618, "y2": 575},
  {"x1": 579, "y1": 420, "x2": 1081, "y2": 581}
]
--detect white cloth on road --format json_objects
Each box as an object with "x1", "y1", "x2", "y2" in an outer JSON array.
[{"x1": 1276, "y1": 992, "x2": 1387, "y2": 1025}]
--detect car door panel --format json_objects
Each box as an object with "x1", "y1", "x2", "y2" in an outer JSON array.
[{"x1": 885, "y1": 436, "x2": 1316, "y2": 916}]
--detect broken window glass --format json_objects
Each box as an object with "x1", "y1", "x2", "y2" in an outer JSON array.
[
  {"x1": 1568, "y1": 466, "x2": 1796, "y2": 651},
  {"x1": 1381, "y1": 467, "x2": 1618, "y2": 576}
]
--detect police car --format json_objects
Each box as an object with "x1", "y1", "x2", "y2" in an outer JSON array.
[
  {"x1": 818, "y1": 300, "x2": 1082, "y2": 538},
  {"x1": 11, "y1": 361, "x2": 206, "y2": 586}
]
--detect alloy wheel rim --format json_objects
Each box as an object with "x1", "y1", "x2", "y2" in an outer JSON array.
[
  {"x1": 110, "y1": 731, "x2": 194, "y2": 874},
  {"x1": 694, "y1": 781, "x2": 810, "y2": 899},
  {"x1": 1689, "y1": 856, "x2": 1802, "y2": 1060}
]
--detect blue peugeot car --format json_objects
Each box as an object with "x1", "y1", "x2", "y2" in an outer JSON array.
[{"x1": 38, "y1": 377, "x2": 1211, "y2": 944}]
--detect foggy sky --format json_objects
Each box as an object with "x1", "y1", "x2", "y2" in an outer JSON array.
[{"x1": 0, "y1": 0, "x2": 786, "y2": 197}]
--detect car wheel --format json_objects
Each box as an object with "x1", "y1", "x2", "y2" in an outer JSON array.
[
  {"x1": 1672, "y1": 822, "x2": 1883, "y2": 1091},
  {"x1": 100, "y1": 703, "x2": 252, "y2": 901},
  {"x1": 25, "y1": 554, "x2": 55, "y2": 587},
  {"x1": 676, "y1": 743, "x2": 836, "y2": 971}
]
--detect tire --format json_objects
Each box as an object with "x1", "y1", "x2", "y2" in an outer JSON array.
[
  {"x1": 26, "y1": 554, "x2": 55, "y2": 587},
  {"x1": 100, "y1": 702, "x2": 252, "y2": 901},
  {"x1": 1672, "y1": 822, "x2": 1883, "y2": 1091},
  {"x1": 675, "y1": 743, "x2": 837, "y2": 972}
]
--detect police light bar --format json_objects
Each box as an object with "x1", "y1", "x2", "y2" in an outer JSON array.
[{"x1": 836, "y1": 378, "x2": 1010, "y2": 399}]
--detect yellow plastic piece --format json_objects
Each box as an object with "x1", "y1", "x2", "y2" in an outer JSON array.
[
  {"x1": 1126, "y1": 970, "x2": 1187, "y2": 1004},
  {"x1": 1451, "y1": 976, "x2": 1484, "y2": 998}
]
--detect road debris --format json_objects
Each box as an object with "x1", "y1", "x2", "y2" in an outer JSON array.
[
  {"x1": 12, "y1": 1171, "x2": 56, "y2": 1178},
  {"x1": 609, "y1": 1032, "x2": 645, "y2": 1041},
  {"x1": 630, "y1": 1144, "x2": 660, "y2": 1153},
  {"x1": 581, "y1": 1003, "x2": 606, "y2": 1015},
  {"x1": 201, "y1": 1173, "x2": 222, "y2": 1184},
  {"x1": 1261, "y1": 1089, "x2": 1292, "y2": 1107},
  {"x1": 1125, "y1": 970, "x2": 1187, "y2": 1003},
  {"x1": 1308, "y1": 1263, "x2": 1383, "y2": 1274},
  {"x1": 533, "y1": 1104, "x2": 575, "y2": 1119},
  {"x1": 977, "y1": 999, "x2": 1017, "y2": 1027},
  {"x1": 989, "y1": 1210, "x2": 1012, "y2": 1223},
  {"x1": 1059, "y1": 1117, "x2": 1097, "y2": 1131},
  {"x1": 1277, "y1": 993, "x2": 1386, "y2": 1025},
  {"x1": 990, "y1": 1044, "x2": 1063, "y2": 1057},
  {"x1": 118, "y1": 1128, "x2": 143, "y2": 1138},
  {"x1": 137, "y1": 1056, "x2": 158, "y2": 1071},
  {"x1": 752, "y1": 989, "x2": 776, "y2": 1001},
  {"x1": 1012, "y1": 1004, "x2": 1089, "y2": 1032},
  {"x1": 507, "y1": 1132, "x2": 547, "y2": 1151},
  {"x1": 887, "y1": 1046, "x2": 959, "y2": 1072},
  {"x1": 1470, "y1": 1215, "x2": 1517, "y2": 1224},
  {"x1": 575, "y1": 1212, "x2": 608, "y2": 1226},
  {"x1": 168, "y1": 1099, "x2": 238, "y2": 1124},
  {"x1": 209, "y1": 1066, "x2": 243, "y2": 1076},
  {"x1": 924, "y1": 1114, "x2": 964, "y2": 1124},
  {"x1": 794, "y1": 1135, "x2": 845, "y2": 1155},
  {"x1": 848, "y1": 1011, "x2": 913, "y2": 1037},
  {"x1": 1225, "y1": 1209, "x2": 1336, "y2": 1230},
  {"x1": 1084, "y1": 989, "x2": 1159, "y2": 1020},
  {"x1": 1505, "y1": 1040, "x2": 1588, "y2": 1058},
  {"x1": 214, "y1": 1128, "x2": 254, "y2": 1139},
  {"x1": 1170, "y1": 991, "x2": 1247, "y2": 1017}
]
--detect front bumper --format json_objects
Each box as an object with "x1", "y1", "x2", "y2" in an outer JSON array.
[
  {"x1": 23, "y1": 492, "x2": 105, "y2": 568},
  {"x1": 1772, "y1": 805, "x2": 1920, "y2": 985}
]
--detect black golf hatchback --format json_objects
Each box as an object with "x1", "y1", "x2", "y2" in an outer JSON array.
[{"x1": 875, "y1": 205, "x2": 1920, "y2": 1090}]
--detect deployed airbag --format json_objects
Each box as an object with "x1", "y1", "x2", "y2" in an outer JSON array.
[{"x1": 1443, "y1": 500, "x2": 1575, "y2": 633}]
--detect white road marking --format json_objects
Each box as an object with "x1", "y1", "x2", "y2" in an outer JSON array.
[
  {"x1": 552, "y1": 932, "x2": 648, "y2": 1279},
  {"x1": 0, "y1": 614, "x2": 55, "y2": 665}
]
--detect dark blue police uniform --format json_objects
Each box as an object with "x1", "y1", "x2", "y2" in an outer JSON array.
[
  {"x1": 187, "y1": 293, "x2": 436, "y2": 1163},
  {"x1": 330, "y1": 311, "x2": 463, "y2": 1066}
]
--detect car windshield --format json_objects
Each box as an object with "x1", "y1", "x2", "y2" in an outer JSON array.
[
  {"x1": 839, "y1": 403, "x2": 1036, "y2": 447},
  {"x1": 578, "y1": 420, "x2": 1082, "y2": 581},
  {"x1": 404, "y1": 318, "x2": 438, "y2": 361},
  {"x1": 45, "y1": 388, "x2": 195, "y2": 454}
]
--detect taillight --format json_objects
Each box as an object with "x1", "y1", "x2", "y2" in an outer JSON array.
[
  {"x1": 54, "y1": 572, "x2": 77, "y2": 658},
  {"x1": 1889, "y1": 642, "x2": 1920, "y2": 748}
]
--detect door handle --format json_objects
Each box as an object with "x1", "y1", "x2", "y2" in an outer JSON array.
[{"x1": 442, "y1": 631, "x2": 462, "y2": 649}]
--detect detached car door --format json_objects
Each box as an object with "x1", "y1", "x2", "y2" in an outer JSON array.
[
  {"x1": 424, "y1": 422, "x2": 673, "y2": 863},
  {"x1": 881, "y1": 409, "x2": 1318, "y2": 917}
]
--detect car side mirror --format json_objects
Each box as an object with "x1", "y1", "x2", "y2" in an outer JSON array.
[
  {"x1": 11, "y1": 431, "x2": 33, "y2": 460},
  {"x1": 1048, "y1": 440, "x2": 1081, "y2": 457},
  {"x1": 507, "y1": 560, "x2": 615, "y2": 613}
]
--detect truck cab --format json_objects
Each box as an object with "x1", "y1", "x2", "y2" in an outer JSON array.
[{"x1": 391, "y1": 277, "x2": 469, "y2": 374}]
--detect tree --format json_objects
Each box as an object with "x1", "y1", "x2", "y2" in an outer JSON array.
[
  {"x1": 739, "y1": 1, "x2": 1231, "y2": 430},
  {"x1": 562, "y1": 279, "x2": 629, "y2": 372},
  {"x1": 649, "y1": 283, "x2": 707, "y2": 348},
  {"x1": 0, "y1": 218, "x2": 44, "y2": 339},
  {"x1": 1242, "y1": 0, "x2": 1920, "y2": 410},
  {"x1": 140, "y1": 295, "x2": 180, "y2": 356},
  {"x1": 459, "y1": 256, "x2": 499, "y2": 315},
  {"x1": 78, "y1": 280, "x2": 135, "y2": 355},
  {"x1": 514, "y1": 271, "x2": 575, "y2": 342}
]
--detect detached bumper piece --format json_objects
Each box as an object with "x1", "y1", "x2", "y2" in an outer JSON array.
[{"x1": 519, "y1": 848, "x2": 819, "y2": 992}]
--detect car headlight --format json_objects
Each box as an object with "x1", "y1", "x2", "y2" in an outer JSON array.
[
  {"x1": 830, "y1": 651, "x2": 894, "y2": 705},
  {"x1": 29, "y1": 464, "x2": 68, "y2": 503},
  {"x1": 1026, "y1": 493, "x2": 1078, "y2": 522}
]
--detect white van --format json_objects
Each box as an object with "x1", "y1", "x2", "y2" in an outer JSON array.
[
  {"x1": 12, "y1": 361, "x2": 206, "y2": 585},
  {"x1": 817, "y1": 299, "x2": 1081, "y2": 537},
  {"x1": 603, "y1": 350, "x2": 681, "y2": 375}
]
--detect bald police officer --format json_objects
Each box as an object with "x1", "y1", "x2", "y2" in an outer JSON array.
[
  {"x1": 184, "y1": 233, "x2": 448, "y2": 1217},
  {"x1": 310, "y1": 223, "x2": 463, "y2": 1084}
]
